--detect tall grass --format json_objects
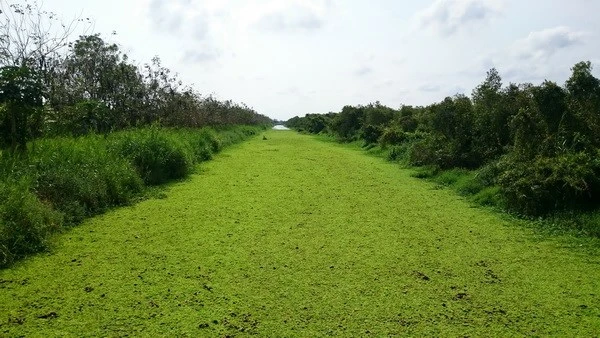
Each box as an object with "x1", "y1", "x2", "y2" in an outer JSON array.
[{"x1": 0, "y1": 125, "x2": 262, "y2": 267}]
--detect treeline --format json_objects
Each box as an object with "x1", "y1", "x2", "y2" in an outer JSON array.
[
  {"x1": 0, "y1": 2, "x2": 271, "y2": 153},
  {"x1": 287, "y1": 62, "x2": 600, "y2": 219}
]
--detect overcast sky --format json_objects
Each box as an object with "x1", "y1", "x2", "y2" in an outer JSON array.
[{"x1": 43, "y1": 0, "x2": 600, "y2": 120}]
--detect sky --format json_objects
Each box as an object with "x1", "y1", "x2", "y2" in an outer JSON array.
[{"x1": 39, "y1": 0, "x2": 600, "y2": 120}]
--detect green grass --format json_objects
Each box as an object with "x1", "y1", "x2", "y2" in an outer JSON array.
[
  {"x1": 0, "y1": 126, "x2": 262, "y2": 267},
  {"x1": 1, "y1": 131, "x2": 600, "y2": 336}
]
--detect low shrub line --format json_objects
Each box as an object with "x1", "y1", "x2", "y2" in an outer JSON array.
[
  {"x1": 324, "y1": 138, "x2": 600, "y2": 238},
  {"x1": 0, "y1": 125, "x2": 263, "y2": 267}
]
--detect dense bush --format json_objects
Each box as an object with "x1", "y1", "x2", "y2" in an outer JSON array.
[
  {"x1": 0, "y1": 5, "x2": 272, "y2": 151},
  {"x1": 0, "y1": 126, "x2": 263, "y2": 267},
  {"x1": 0, "y1": 179, "x2": 62, "y2": 266},
  {"x1": 498, "y1": 151, "x2": 600, "y2": 216},
  {"x1": 379, "y1": 127, "x2": 407, "y2": 147},
  {"x1": 286, "y1": 114, "x2": 332, "y2": 134},
  {"x1": 29, "y1": 136, "x2": 143, "y2": 224},
  {"x1": 112, "y1": 129, "x2": 194, "y2": 185}
]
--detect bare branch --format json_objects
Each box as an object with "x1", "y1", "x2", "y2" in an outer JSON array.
[{"x1": 0, "y1": 0, "x2": 89, "y2": 68}]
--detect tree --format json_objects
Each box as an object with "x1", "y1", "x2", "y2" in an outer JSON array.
[
  {"x1": 0, "y1": 0, "x2": 87, "y2": 74},
  {"x1": 0, "y1": 0, "x2": 86, "y2": 146},
  {"x1": 471, "y1": 68, "x2": 514, "y2": 162},
  {"x1": 565, "y1": 61, "x2": 600, "y2": 147},
  {"x1": 330, "y1": 105, "x2": 364, "y2": 141},
  {"x1": 49, "y1": 34, "x2": 146, "y2": 132},
  {"x1": 531, "y1": 81, "x2": 567, "y2": 134},
  {"x1": 0, "y1": 65, "x2": 43, "y2": 151}
]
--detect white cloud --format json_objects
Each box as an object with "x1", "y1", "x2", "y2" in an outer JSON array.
[
  {"x1": 458, "y1": 26, "x2": 589, "y2": 85},
  {"x1": 513, "y1": 26, "x2": 587, "y2": 62},
  {"x1": 182, "y1": 49, "x2": 220, "y2": 63},
  {"x1": 148, "y1": 0, "x2": 184, "y2": 34},
  {"x1": 354, "y1": 66, "x2": 373, "y2": 77},
  {"x1": 418, "y1": 84, "x2": 441, "y2": 92},
  {"x1": 415, "y1": 0, "x2": 503, "y2": 36},
  {"x1": 250, "y1": 0, "x2": 333, "y2": 33},
  {"x1": 147, "y1": 0, "x2": 212, "y2": 41},
  {"x1": 255, "y1": 4, "x2": 324, "y2": 31}
]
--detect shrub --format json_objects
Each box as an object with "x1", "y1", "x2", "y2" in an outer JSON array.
[
  {"x1": 433, "y1": 168, "x2": 470, "y2": 186},
  {"x1": 455, "y1": 175, "x2": 486, "y2": 196},
  {"x1": 0, "y1": 179, "x2": 62, "y2": 267},
  {"x1": 411, "y1": 165, "x2": 439, "y2": 179},
  {"x1": 497, "y1": 151, "x2": 600, "y2": 216},
  {"x1": 361, "y1": 124, "x2": 383, "y2": 145},
  {"x1": 386, "y1": 145, "x2": 406, "y2": 161},
  {"x1": 472, "y1": 186, "x2": 504, "y2": 208},
  {"x1": 217, "y1": 126, "x2": 259, "y2": 149},
  {"x1": 198, "y1": 128, "x2": 223, "y2": 153},
  {"x1": 379, "y1": 127, "x2": 407, "y2": 146},
  {"x1": 111, "y1": 128, "x2": 195, "y2": 185},
  {"x1": 408, "y1": 137, "x2": 448, "y2": 167},
  {"x1": 31, "y1": 136, "x2": 143, "y2": 224},
  {"x1": 0, "y1": 125, "x2": 261, "y2": 267}
]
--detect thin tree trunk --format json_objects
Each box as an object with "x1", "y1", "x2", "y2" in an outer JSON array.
[{"x1": 10, "y1": 104, "x2": 17, "y2": 153}]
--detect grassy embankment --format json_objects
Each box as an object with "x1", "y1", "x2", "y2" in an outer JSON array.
[
  {"x1": 1, "y1": 130, "x2": 599, "y2": 336},
  {"x1": 328, "y1": 136, "x2": 600, "y2": 238},
  {"x1": 0, "y1": 126, "x2": 262, "y2": 267}
]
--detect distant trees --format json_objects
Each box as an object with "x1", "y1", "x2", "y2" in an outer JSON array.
[
  {"x1": 0, "y1": 1, "x2": 271, "y2": 151},
  {"x1": 286, "y1": 113, "x2": 333, "y2": 134},
  {"x1": 286, "y1": 62, "x2": 600, "y2": 217}
]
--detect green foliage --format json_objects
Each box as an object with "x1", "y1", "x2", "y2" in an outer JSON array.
[
  {"x1": 0, "y1": 179, "x2": 62, "y2": 267},
  {"x1": 286, "y1": 113, "x2": 332, "y2": 134},
  {"x1": 472, "y1": 186, "x2": 504, "y2": 208},
  {"x1": 48, "y1": 100, "x2": 113, "y2": 136},
  {"x1": 433, "y1": 168, "x2": 471, "y2": 186},
  {"x1": 4, "y1": 130, "x2": 600, "y2": 336},
  {"x1": 410, "y1": 165, "x2": 439, "y2": 179},
  {"x1": 111, "y1": 128, "x2": 194, "y2": 185},
  {"x1": 386, "y1": 145, "x2": 406, "y2": 161},
  {"x1": 498, "y1": 151, "x2": 600, "y2": 216},
  {"x1": 30, "y1": 135, "x2": 144, "y2": 224},
  {"x1": 0, "y1": 66, "x2": 43, "y2": 152},
  {"x1": 0, "y1": 125, "x2": 262, "y2": 267},
  {"x1": 542, "y1": 210, "x2": 600, "y2": 237},
  {"x1": 360, "y1": 124, "x2": 383, "y2": 145},
  {"x1": 330, "y1": 105, "x2": 364, "y2": 141},
  {"x1": 287, "y1": 61, "x2": 600, "y2": 223},
  {"x1": 408, "y1": 135, "x2": 468, "y2": 169},
  {"x1": 379, "y1": 126, "x2": 407, "y2": 146},
  {"x1": 43, "y1": 35, "x2": 272, "y2": 134}
]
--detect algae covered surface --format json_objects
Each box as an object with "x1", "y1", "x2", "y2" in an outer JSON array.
[{"x1": 1, "y1": 131, "x2": 600, "y2": 336}]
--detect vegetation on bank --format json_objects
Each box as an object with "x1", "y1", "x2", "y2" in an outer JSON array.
[
  {"x1": 1, "y1": 131, "x2": 599, "y2": 336},
  {"x1": 286, "y1": 62, "x2": 600, "y2": 235},
  {"x1": 0, "y1": 125, "x2": 263, "y2": 267},
  {"x1": 0, "y1": 1, "x2": 272, "y2": 267}
]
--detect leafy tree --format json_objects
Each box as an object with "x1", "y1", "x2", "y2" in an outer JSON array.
[
  {"x1": 397, "y1": 105, "x2": 418, "y2": 132},
  {"x1": 0, "y1": 65, "x2": 43, "y2": 151},
  {"x1": 565, "y1": 61, "x2": 600, "y2": 147},
  {"x1": 330, "y1": 105, "x2": 364, "y2": 141},
  {"x1": 532, "y1": 81, "x2": 567, "y2": 134},
  {"x1": 471, "y1": 68, "x2": 516, "y2": 163}
]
